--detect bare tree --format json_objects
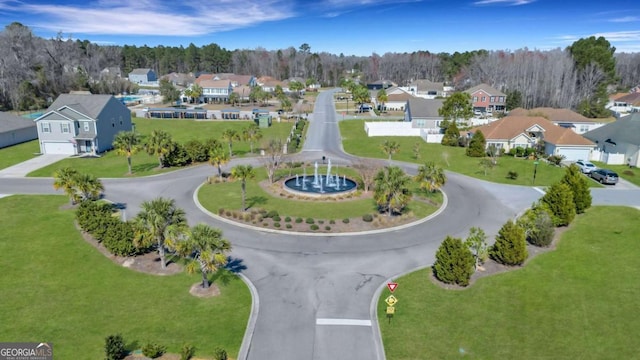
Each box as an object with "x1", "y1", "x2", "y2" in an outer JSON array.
[
  {"x1": 261, "y1": 138, "x2": 284, "y2": 183},
  {"x1": 353, "y1": 159, "x2": 384, "y2": 192}
]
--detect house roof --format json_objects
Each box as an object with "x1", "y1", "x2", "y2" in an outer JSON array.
[
  {"x1": 465, "y1": 83, "x2": 506, "y2": 97},
  {"x1": 199, "y1": 79, "x2": 231, "y2": 88},
  {"x1": 387, "y1": 92, "x2": 415, "y2": 102},
  {"x1": 233, "y1": 85, "x2": 252, "y2": 96},
  {"x1": 46, "y1": 94, "x2": 116, "y2": 120},
  {"x1": 410, "y1": 79, "x2": 444, "y2": 92},
  {"x1": 470, "y1": 115, "x2": 595, "y2": 146},
  {"x1": 195, "y1": 74, "x2": 215, "y2": 85},
  {"x1": 0, "y1": 111, "x2": 36, "y2": 132},
  {"x1": 508, "y1": 107, "x2": 600, "y2": 123},
  {"x1": 215, "y1": 74, "x2": 253, "y2": 86},
  {"x1": 407, "y1": 98, "x2": 444, "y2": 118},
  {"x1": 616, "y1": 92, "x2": 640, "y2": 106},
  {"x1": 583, "y1": 113, "x2": 640, "y2": 146},
  {"x1": 609, "y1": 92, "x2": 629, "y2": 101},
  {"x1": 129, "y1": 68, "x2": 153, "y2": 75}
]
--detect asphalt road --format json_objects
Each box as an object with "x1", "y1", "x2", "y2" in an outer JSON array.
[{"x1": 1, "y1": 90, "x2": 640, "y2": 360}]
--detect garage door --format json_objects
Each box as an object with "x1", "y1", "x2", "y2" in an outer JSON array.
[
  {"x1": 558, "y1": 147, "x2": 590, "y2": 162},
  {"x1": 43, "y1": 142, "x2": 76, "y2": 155}
]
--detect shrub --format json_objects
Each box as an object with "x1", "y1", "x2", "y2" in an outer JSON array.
[
  {"x1": 286, "y1": 224, "x2": 292, "y2": 229},
  {"x1": 180, "y1": 344, "x2": 195, "y2": 360},
  {"x1": 162, "y1": 142, "x2": 190, "y2": 167},
  {"x1": 623, "y1": 170, "x2": 634, "y2": 176},
  {"x1": 547, "y1": 154, "x2": 565, "y2": 166},
  {"x1": 318, "y1": 220, "x2": 324, "y2": 224},
  {"x1": 305, "y1": 217, "x2": 315, "y2": 224},
  {"x1": 342, "y1": 218, "x2": 350, "y2": 224},
  {"x1": 273, "y1": 222, "x2": 281, "y2": 228},
  {"x1": 466, "y1": 130, "x2": 486, "y2": 157},
  {"x1": 266, "y1": 210, "x2": 279, "y2": 218},
  {"x1": 433, "y1": 235, "x2": 475, "y2": 286},
  {"x1": 507, "y1": 170, "x2": 518, "y2": 180},
  {"x1": 541, "y1": 182, "x2": 576, "y2": 226},
  {"x1": 362, "y1": 214, "x2": 373, "y2": 222},
  {"x1": 213, "y1": 347, "x2": 228, "y2": 360},
  {"x1": 529, "y1": 210, "x2": 555, "y2": 247},
  {"x1": 561, "y1": 164, "x2": 592, "y2": 214},
  {"x1": 272, "y1": 215, "x2": 281, "y2": 222},
  {"x1": 263, "y1": 222, "x2": 268, "y2": 226},
  {"x1": 102, "y1": 221, "x2": 138, "y2": 256},
  {"x1": 104, "y1": 334, "x2": 126, "y2": 360},
  {"x1": 325, "y1": 226, "x2": 331, "y2": 231},
  {"x1": 310, "y1": 224, "x2": 319, "y2": 230},
  {"x1": 490, "y1": 219, "x2": 528, "y2": 265},
  {"x1": 142, "y1": 342, "x2": 166, "y2": 359},
  {"x1": 295, "y1": 217, "x2": 303, "y2": 223},
  {"x1": 218, "y1": 208, "x2": 225, "y2": 215},
  {"x1": 329, "y1": 219, "x2": 335, "y2": 224},
  {"x1": 285, "y1": 216, "x2": 291, "y2": 222},
  {"x1": 225, "y1": 210, "x2": 231, "y2": 216}
]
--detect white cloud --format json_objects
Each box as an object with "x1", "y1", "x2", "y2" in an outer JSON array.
[
  {"x1": 473, "y1": 0, "x2": 535, "y2": 5},
  {"x1": 608, "y1": 16, "x2": 639, "y2": 23},
  {"x1": 592, "y1": 31, "x2": 640, "y2": 42}
]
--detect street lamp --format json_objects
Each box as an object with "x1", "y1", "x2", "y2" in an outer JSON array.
[{"x1": 532, "y1": 160, "x2": 539, "y2": 185}]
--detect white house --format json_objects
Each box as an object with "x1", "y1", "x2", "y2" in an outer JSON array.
[{"x1": 583, "y1": 113, "x2": 640, "y2": 166}]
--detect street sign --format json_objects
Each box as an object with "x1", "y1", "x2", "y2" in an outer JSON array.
[
  {"x1": 533, "y1": 161, "x2": 540, "y2": 165},
  {"x1": 387, "y1": 282, "x2": 398, "y2": 293},
  {"x1": 385, "y1": 295, "x2": 398, "y2": 306},
  {"x1": 386, "y1": 306, "x2": 395, "y2": 315}
]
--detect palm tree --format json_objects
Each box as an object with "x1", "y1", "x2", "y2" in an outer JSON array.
[
  {"x1": 228, "y1": 92, "x2": 239, "y2": 107},
  {"x1": 133, "y1": 197, "x2": 188, "y2": 269},
  {"x1": 376, "y1": 88, "x2": 388, "y2": 112},
  {"x1": 168, "y1": 224, "x2": 231, "y2": 289},
  {"x1": 231, "y1": 164, "x2": 256, "y2": 212},
  {"x1": 221, "y1": 129, "x2": 240, "y2": 157},
  {"x1": 53, "y1": 167, "x2": 80, "y2": 204},
  {"x1": 374, "y1": 166, "x2": 411, "y2": 216},
  {"x1": 145, "y1": 129, "x2": 174, "y2": 168},
  {"x1": 242, "y1": 124, "x2": 262, "y2": 154},
  {"x1": 209, "y1": 143, "x2": 230, "y2": 180},
  {"x1": 414, "y1": 161, "x2": 447, "y2": 193},
  {"x1": 380, "y1": 140, "x2": 400, "y2": 165},
  {"x1": 112, "y1": 131, "x2": 142, "y2": 175},
  {"x1": 74, "y1": 173, "x2": 104, "y2": 201}
]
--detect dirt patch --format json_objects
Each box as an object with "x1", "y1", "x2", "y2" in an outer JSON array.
[{"x1": 189, "y1": 283, "x2": 221, "y2": 298}]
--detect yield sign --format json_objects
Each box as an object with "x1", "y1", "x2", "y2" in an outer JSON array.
[{"x1": 387, "y1": 282, "x2": 398, "y2": 293}]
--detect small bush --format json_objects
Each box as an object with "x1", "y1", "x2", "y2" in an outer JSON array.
[
  {"x1": 507, "y1": 170, "x2": 518, "y2": 180},
  {"x1": 285, "y1": 216, "x2": 291, "y2": 222},
  {"x1": 180, "y1": 344, "x2": 195, "y2": 360},
  {"x1": 104, "y1": 334, "x2": 126, "y2": 360},
  {"x1": 623, "y1": 170, "x2": 635, "y2": 176},
  {"x1": 305, "y1": 217, "x2": 315, "y2": 224},
  {"x1": 272, "y1": 215, "x2": 281, "y2": 222},
  {"x1": 273, "y1": 222, "x2": 281, "y2": 228},
  {"x1": 318, "y1": 220, "x2": 324, "y2": 224},
  {"x1": 286, "y1": 224, "x2": 292, "y2": 229},
  {"x1": 295, "y1": 217, "x2": 303, "y2": 223},
  {"x1": 225, "y1": 210, "x2": 231, "y2": 216},
  {"x1": 310, "y1": 224, "x2": 319, "y2": 230},
  {"x1": 329, "y1": 219, "x2": 335, "y2": 224},
  {"x1": 263, "y1": 222, "x2": 268, "y2": 226},
  {"x1": 342, "y1": 218, "x2": 350, "y2": 224},
  {"x1": 490, "y1": 219, "x2": 528, "y2": 265},
  {"x1": 362, "y1": 214, "x2": 373, "y2": 222},
  {"x1": 142, "y1": 342, "x2": 166, "y2": 359},
  {"x1": 213, "y1": 347, "x2": 228, "y2": 360},
  {"x1": 218, "y1": 208, "x2": 225, "y2": 215},
  {"x1": 433, "y1": 236, "x2": 475, "y2": 286},
  {"x1": 266, "y1": 210, "x2": 279, "y2": 218},
  {"x1": 325, "y1": 226, "x2": 331, "y2": 231}
]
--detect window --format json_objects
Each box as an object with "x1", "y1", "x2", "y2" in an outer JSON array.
[
  {"x1": 41, "y1": 122, "x2": 50, "y2": 133},
  {"x1": 579, "y1": 125, "x2": 589, "y2": 133},
  {"x1": 481, "y1": 96, "x2": 486, "y2": 102},
  {"x1": 473, "y1": 96, "x2": 478, "y2": 102},
  {"x1": 490, "y1": 96, "x2": 495, "y2": 103},
  {"x1": 83, "y1": 122, "x2": 90, "y2": 131},
  {"x1": 61, "y1": 123, "x2": 70, "y2": 133},
  {"x1": 499, "y1": 96, "x2": 505, "y2": 102},
  {"x1": 416, "y1": 120, "x2": 426, "y2": 128}
]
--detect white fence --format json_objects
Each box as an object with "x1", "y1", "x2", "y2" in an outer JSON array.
[
  {"x1": 364, "y1": 122, "x2": 421, "y2": 136},
  {"x1": 590, "y1": 149, "x2": 626, "y2": 165}
]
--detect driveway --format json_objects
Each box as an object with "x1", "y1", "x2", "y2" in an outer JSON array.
[{"x1": 0, "y1": 154, "x2": 68, "y2": 178}]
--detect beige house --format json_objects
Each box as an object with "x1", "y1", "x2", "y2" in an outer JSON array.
[{"x1": 509, "y1": 107, "x2": 607, "y2": 134}]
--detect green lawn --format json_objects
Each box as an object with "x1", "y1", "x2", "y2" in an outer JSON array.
[
  {"x1": 592, "y1": 161, "x2": 640, "y2": 186},
  {"x1": 378, "y1": 206, "x2": 640, "y2": 360},
  {"x1": 340, "y1": 120, "x2": 601, "y2": 187},
  {"x1": 0, "y1": 195, "x2": 251, "y2": 359},
  {"x1": 0, "y1": 140, "x2": 40, "y2": 170},
  {"x1": 28, "y1": 118, "x2": 297, "y2": 178},
  {"x1": 198, "y1": 166, "x2": 442, "y2": 220}
]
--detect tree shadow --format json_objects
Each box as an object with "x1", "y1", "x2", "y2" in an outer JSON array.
[
  {"x1": 110, "y1": 202, "x2": 127, "y2": 210},
  {"x1": 125, "y1": 340, "x2": 139, "y2": 353},
  {"x1": 131, "y1": 162, "x2": 160, "y2": 173},
  {"x1": 225, "y1": 256, "x2": 247, "y2": 274},
  {"x1": 246, "y1": 195, "x2": 267, "y2": 209}
]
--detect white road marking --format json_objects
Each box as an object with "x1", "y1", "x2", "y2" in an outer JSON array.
[
  {"x1": 533, "y1": 187, "x2": 546, "y2": 195},
  {"x1": 302, "y1": 149, "x2": 324, "y2": 152},
  {"x1": 316, "y1": 318, "x2": 372, "y2": 326}
]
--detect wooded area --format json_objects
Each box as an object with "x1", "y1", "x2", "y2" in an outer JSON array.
[{"x1": 1, "y1": 22, "x2": 639, "y2": 115}]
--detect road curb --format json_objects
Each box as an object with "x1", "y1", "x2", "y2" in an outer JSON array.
[{"x1": 237, "y1": 273, "x2": 259, "y2": 360}]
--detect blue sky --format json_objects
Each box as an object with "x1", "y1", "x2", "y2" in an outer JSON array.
[{"x1": 1, "y1": 0, "x2": 639, "y2": 55}]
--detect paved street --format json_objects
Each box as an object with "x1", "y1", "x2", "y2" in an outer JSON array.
[{"x1": 1, "y1": 90, "x2": 640, "y2": 359}]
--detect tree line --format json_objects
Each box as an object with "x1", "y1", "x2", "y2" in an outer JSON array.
[{"x1": 2, "y1": 22, "x2": 640, "y2": 115}]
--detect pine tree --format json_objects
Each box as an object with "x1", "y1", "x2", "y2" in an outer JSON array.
[
  {"x1": 561, "y1": 164, "x2": 592, "y2": 214},
  {"x1": 441, "y1": 121, "x2": 460, "y2": 147},
  {"x1": 433, "y1": 235, "x2": 475, "y2": 286},
  {"x1": 541, "y1": 182, "x2": 576, "y2": 226},
  {"x1": 490, "y1": 219, "x2": 528, "y2": 265},
  {"x1": 466, "y1": 130, "x2": 486, "y2": 157}
]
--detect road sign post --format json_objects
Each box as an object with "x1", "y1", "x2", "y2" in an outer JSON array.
[
  {"x1": 387, "y1": 282, "x2": 398, "y2": 292},
  {"x1": 386, "y1": 306, "x2": 395, "y2": 323}
]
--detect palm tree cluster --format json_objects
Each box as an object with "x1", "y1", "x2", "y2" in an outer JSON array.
[
  {"x1": 53, "y1": 167, "x2": 104, "y2": 204},
  {"x1": 373, "y1": 166, "x2": 412, "y2": 216},
  {"x1": 414, "y1": 161, "x2": 447, "y2": 193}
]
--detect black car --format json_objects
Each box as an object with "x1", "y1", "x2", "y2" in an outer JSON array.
[{"x1": 590, "y1": 169, "x2": 619, "y2": 185}]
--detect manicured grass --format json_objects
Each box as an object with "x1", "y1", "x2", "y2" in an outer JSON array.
[
  {"x1": 0, "y1": 140, "x2": 40, "y2": 170},
  {"x1": 378, "y1": 206, "x2": 640, "y2": 360},
  {"x1": 198, "y1": 166, "x2": 442, "y2": 219},
  {"x1": 0, "y1": 195, "x2": 251, "y2": 359},
  {"x1": 592, "y1": 161, "x2": 640, "y2": 186},
  {"x1": 28, "y1": 118, "x2": 297, "y2": 178},
  {"x1": 340, "y1": 120, "x2": 601, "y2": 187}
]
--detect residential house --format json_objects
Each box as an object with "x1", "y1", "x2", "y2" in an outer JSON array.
[
  {"x1": 261, "y1": 79, "x2": 287, "y2": 93},
  {"x1": 100, "y1": 67, "x2": 122, "y2": 80},
  {"x1": 233, "y1": 85, "x2": 252, "y2": 102},
  {"x1": 583, "y1": 113, "x2": 640, "y2": 166},
  {"x1": 408, "y1": 80, "x2": 446, "y2": 99},
  {"x1": 509, "y1": 107, "x2": 607, "y2": 134},
  {"x1": 34, "y1": 93, "x2": 132, "y2": 155},
  {"x1": 208, "y1": 74, "x2": 256, "y2": 87},
  {"x1": 0, "y1": 112, "x2": 38, "y2": 149},
  {"x1": 128, "y1": 68, "x2": 157, "y2": 85},
  {"x1": 404, "y1": 98, "x2": 445, "y2": 131},
  {"x1": 465, "y1": 83, "x2": 506, "y2": 114},
  {"x1": 380, "y1": 91, "x2": 415, "y2": 111},
  {"x1": 608, "y1": 92, "x2": 640, "y2": 115},
  {"x1": 367, "y1": 80, "x2": 396, "y2": 90},
  {"x1": 161, "y1": 72, "x2": 195, "y2": 88},
  {"x1": 467, "y1": 115, "x2": 595, "y2": 161},
  {"x1": 199, "y1": 79, "x2": 233, "y2": 103}
]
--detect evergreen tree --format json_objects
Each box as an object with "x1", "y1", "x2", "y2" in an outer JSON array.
[
  {"x1": 466, "y1": 130, "x2": 486, "y2": 157},
  {"x1": 433, "y1": 235, "x2": 475, "y2": 286},
  {"x1": 561, "y1": 164, "x2": 592, "y2": 214},
  {"x1": 517, "y1": 204, "x2": 555, "y2": 247},
  {"x1": 541, "y1": 182, "x2": 576, "y2": 226},
  {"x1": 490, "y1": 219, "x2": 528, "y2": 266},
  {"x1": 441, "y1": 121, "x2": 460, "y2": 147}
]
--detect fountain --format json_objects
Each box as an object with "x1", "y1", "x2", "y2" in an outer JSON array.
[
  {"x1": 313, "y1": 162, "x2": 319, "y2": 187},
  {"x1": 283, "y1": 158, "x2": 357, "y2": 198},
  {"x1": 295, "y1": 174, "x2": 299, "y2": 186},
  {"x1": 325, "y1": 159, "x2": 333, "y2": 186}
]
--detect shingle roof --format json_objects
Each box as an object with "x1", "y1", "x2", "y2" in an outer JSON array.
[
  {"x1": 410, "y1": 79, "x2": 444, "y2": 92},
  {"x1": 407, "y1": 98, "x2": 444, "y2": 118},
  {"x1": 616, "y1": 92, "x2": 640, "y2": 106},
  {"x1": 129, "y1": 68, "x2": 153, "y2": 75},
  {"x1": 0, "y1": 112, "x2": 36, "y2": 132},
  {"x1": 465, "y1": 83, "x2": 506, "y2": 97},
  {"x1": 199, "y1": 79, "x2": 231, "y2": 88},
  {"x1": 509, "y1": 107, "x2": 598, "y2": 123},
  {"x1": 47, "y1": 94, "x2": 115, "y2": 120},
  {"x1": 387, "y1": 92, "x2": 415, "y2": 102},
  {"x1": 583, "y1": 113, "x2": 640, "y2": 146},
  {"x1": 470, "y1": 115, "x2": 595, "y2": 146}
]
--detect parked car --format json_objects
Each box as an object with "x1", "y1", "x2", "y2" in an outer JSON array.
[
  {"x1": 590, "y1": 169, "x2": 619, "y2": 185},
  {"x1": 575, "y1": 160, "x2": 597, "y2": 174}
]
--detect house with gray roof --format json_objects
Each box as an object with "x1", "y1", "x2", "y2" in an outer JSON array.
[
  {"x1": 128, "y1": 68, "x2": 157, "y2": 85},
  {"x1": 583, "y1": 113, "x2": 640, "y2": 166},
  {"x1": 34, "y1": 93, "x2": 132, "y2": 155},
  {"x1": 404, "y1": 98, "x2": 445, "y2": 131},
  {"x1": 0, "y1": 112, "x2": 38, "y2": 149},
  {"x1": 408, "y1": 80, "x2": 446, "y2": 99}
]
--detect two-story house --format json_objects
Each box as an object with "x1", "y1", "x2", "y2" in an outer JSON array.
[
  {"x1": 34, "y1": 93, "x2": 132, "y2": 155},
  {"x1": 128, "y1": 68, "x2": 157, "y2": 85},
  {"x1": 199, "y1": 79, "x2": 233, "y2": 103},
  {"x1": 465, "y1": 83, "x2": 506, "y2": 114}
]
